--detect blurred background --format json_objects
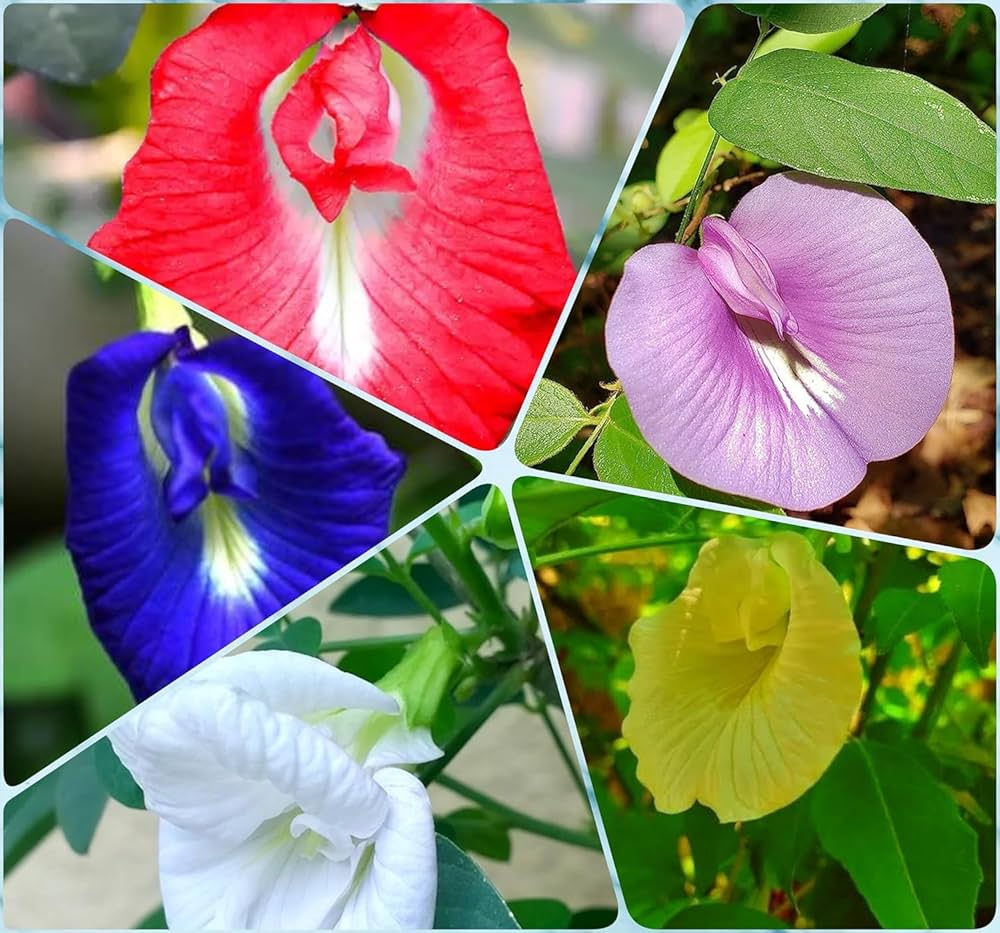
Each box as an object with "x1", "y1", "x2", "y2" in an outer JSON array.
[
  {"x1": 536, "y1": 3, "x2": 997, "y2": 546},
  {"x1": 3, "y1": 3, "x2": 684, "y2": 265},
  {"x1": 3, "y1": 488, "x2": 617, "y2": 929},
  {"x1": 3, "y1": 220, "x2": 480, "y2": 783},
  {"x1": 515, "y1": 477, "x2": 996, "y2": 928}
]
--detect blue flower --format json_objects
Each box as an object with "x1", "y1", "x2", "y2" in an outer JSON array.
[{"x1": 66, "y1": 327, "x2": 404, "y2": 699}]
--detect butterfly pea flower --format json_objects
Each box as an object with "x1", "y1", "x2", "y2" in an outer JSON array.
[
  {"x1": 111, "y1": 651, "x2": 440, "y2": 929},
  {"x1": 624, "y1": 533, "x2": 862, "y2": 823},
  {"x1": 606, "y1": 172, "x2": 954, "y2": 510},
  {"x1": 89, "y1": 3, "x2": 574, "y2": 449},
  {"x1": 66, "y1": 326, "x2": 403, "y2": 700}
]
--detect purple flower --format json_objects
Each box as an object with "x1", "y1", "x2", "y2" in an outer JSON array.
[
  {"x1": 66, "y1": 327, "x2": 404, "y2": 699},
  {"x1": 606, "y1": 172, "x2": 954, "y2": 510}
]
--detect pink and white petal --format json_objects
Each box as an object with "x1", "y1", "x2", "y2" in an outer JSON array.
[
  {"x1": 606, "y1": 244, "x2": 869, "y2": 510},
  {"x1": 352, "y1": 4, "x2": 576, "y2": 448},
  {"x1": 89, "y1": 5, "x2": 345, "y2": 353},
  {"x1": 729, "y1": 172, "x2": 954, "y2": 462},
  {"x1": 159, "y1": 819, "x2": 356, "y2": 930},
  {"x1": 336, "y1": 768, "x2": 437, "y2": 930},
  {"x1": 111, "y1": 680, "x2": 388, "y2": 846}
]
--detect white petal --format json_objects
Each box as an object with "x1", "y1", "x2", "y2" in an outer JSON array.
[
  {"x1": 159, "y1": 817, "x2": 356, "y2": 929},
  {"x1": 362, "y1": 722, "x2": 443, "y2": 771},
  {"x1": 206, "y1": 650, "x2": 399, "y2": 718},
  {"x1": 111, "y1": 680, "x2": 388, "y2": 845},
  {"x1": 336, "y1": 768, "x2": 437, "y2": 930}
]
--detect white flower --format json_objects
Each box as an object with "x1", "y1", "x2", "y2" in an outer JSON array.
[{"x1": 111, "y1": 650, "x2": 442, "y2": 930}]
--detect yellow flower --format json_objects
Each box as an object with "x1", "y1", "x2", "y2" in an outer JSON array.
[{"x1": 624, "y1": 533, "x2": 862, "y2": 823}]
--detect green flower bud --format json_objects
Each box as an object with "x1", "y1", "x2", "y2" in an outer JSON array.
[{"x1": 377, "y1": 624, "x2": 463, "y2": 729}]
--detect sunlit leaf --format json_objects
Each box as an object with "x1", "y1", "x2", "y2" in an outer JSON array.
[
  {"x1": 655, "y1": 111, "x2": 734, "y2": 205},
  {"x1": 515, "y1": 380, "x2": 592, "y2": 466},
  {"x1": 709, "y1": 49, "x2": 996, "y2": 202},
  {"x1": 937, "y1": 560, "x2": 996, "y2": 666},
  {"x1": 754, "y1": 21, "x2": 863, "y2": 57},
  {"x1": 737, "y1": 4, "x2": 884, "y2": 33}
]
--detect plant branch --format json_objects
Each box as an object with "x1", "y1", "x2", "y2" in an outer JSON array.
[
  {"x1": 381, "y1": 550, "x2": 452, "y2": 630},
  {"x1": 537, "y1": 702, "x2": 589, "y2": 803},
  {"x1": 566, "y1": 392, "x2": 619, "y2": 476},
  {"x1": 418, "y1": 664, "x2": 527, "y2": 785},
  {"x1": 535, "y1": 534, "x2": 708, "y2": 568},
  {"x1": 435, "y1": 773, "x2": 601, "y2": 851},
  {"x1": 913, "y1": 639, "x2": 964, "y2": 740}
]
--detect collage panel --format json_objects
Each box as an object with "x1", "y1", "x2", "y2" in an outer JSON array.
[
  {"x1": 516, "y1": 3, "x2": 997, "y2": 548},
  {"x1": 513, "y1": 475, "x2": 996, "y2": 929},
  {"x1": 3, "y1": 487, "x2": 615, "y2": 930},
  {"x1": 4, "y1": 1, "x2": 684, "y2": 449},
  {"x1": 3, "y1": 220, "x2": 479, "y2": 783}
]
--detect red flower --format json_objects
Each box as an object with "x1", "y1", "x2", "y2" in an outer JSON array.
[{"x1": 90, "y1": 4, "x2": 574, "y2": 448}]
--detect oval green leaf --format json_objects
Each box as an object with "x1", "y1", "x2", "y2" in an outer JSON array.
[
  {"x1": 869, "y1": 589, "x2": 952, "y2": 654},
  {"x1": 434, "y1": 834, "x2": 519, "y2": 929},
  {"x1": 754, "y1": 22, "x2": 862, "y2": 58},
  {"x1": 811, "y1": 739, "x2": 982, "y2": 928},
  {"x1": 709, "y1": 49, "x2": 996, "y2": 203},
  {"x1": 515, "y1": 380, "x2": 592, "y2": 466},
  {"x1": 656, "y1": 111, "x2": 734, "y2": 205},
  {"x1": 737, "y1": 4, "x2": 884, "y2": 33},
  {"x1": 592, "y1": 396, "x2": 681, "y2": 495}
]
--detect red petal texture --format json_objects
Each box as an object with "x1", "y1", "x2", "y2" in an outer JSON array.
[{"x1": 90, "y1": 4, "x2": 575, "y2": 448}]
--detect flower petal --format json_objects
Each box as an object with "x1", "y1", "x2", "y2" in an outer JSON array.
[
  {"x1": 337, "y1": 767, "x2": 437, "y2": 930},
  {"x1": 90, "y1": 4, "x2": 574, "y2": 448},
  {"x1": 607, "y1": 173, "x2": 952, "y2": 510},
  {"x1": 728, "y1": 172, "x2": 954, "y2": 463},
  {"x1": 624, "y1": 534, "x2": 862, "y2": 823},
  {"x1": 67, "y1": 330, "x2": 403, "y2": 699},
  {"x1": 111, "y1": 677, "x2": 389, "y2": 847}
]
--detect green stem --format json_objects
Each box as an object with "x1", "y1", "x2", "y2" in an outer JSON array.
[
  {"x1": 854, "y1": 650, "x2": 890, "y2": 736},
  {"x1": 674, "y1": 19, "x2": 772, "y2": 247},
  {"x1": 538, "y1": 703, "x2": 589, "y2": 804},
  {"x1": 423, "y1": 512, "x2": 516, "y2": 636},
  {"x1": 319, "y1": 632, "x2": 424, "y2": 654},
  {"x1": 535, "y1": 534, "x2": 708, "y2": 568},
  {"x1": 913, "y1": 639, "x2": 964, "y2": 740},
  {"x1": 382, "y1": 550, "x2": 451, "y2": 630},
  {"x1": 435, "y1": 774, "x2": 602, "y2": 851},
  {"x1": 418, "y1": 664, "x2": 527, "y2": 784},
  {"x1": 565, "y1": 395, "x2": 618, "y2": 476}
]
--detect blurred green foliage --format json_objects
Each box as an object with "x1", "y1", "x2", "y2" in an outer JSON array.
[{"x1": 514, "y1": 476, "x2": 996, "y2": 928}]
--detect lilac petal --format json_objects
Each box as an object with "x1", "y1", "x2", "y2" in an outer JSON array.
[
  {"x1": 728, "y1": 172, "x2": 953, "y2": 465},
  {"x1": 606, "y1": 245, "x2": 869, "y2": 510},
  {"x1": 607, "y1": 173, "x2": 953, "y2": 510},
  {"x1": 66, "y1": 330, "x2": 404, "y2": 699}
]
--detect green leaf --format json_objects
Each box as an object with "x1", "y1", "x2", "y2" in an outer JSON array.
[
  {"x1": 592, "y1": 396, "x2": 682, "y2": 495},
  {"x1": 330, "y1": 564, "x2": 462, "y2": 615},
  {"x1": 655, "y1": 111, "x2": 734, "y2": 205},
  {"x1": 511, "y1": 478, "x2": 617, "y2": 546},
  {"x1": 709, "y1": 49, "x2": 997, "y2": 203},
  {"x1": 433, "y1": 834, "x2": 518, "y2": 929},
  {"x1": 135, "y1": 905, "x2": 166, "y2": 929},
  {"x1": 569, "y1": 907, "x2": 618, "y2": 928},
  {"x1": 683, "y1": 804, "x2": 739, "y2": 894},
  {"x1": 665, "y1": 904, "x2": 788, "y2": 928},
  {"x1": 281, "y1": 617, "x2": 322, "y2": 656},
  {"x1": 747, "y1": 794, "x2": 816, "y2": 896},
  {"x1": 4, "y1": 4, "x2": 144, "y2": 85},
  {"x1": 4, "y1": 771, "x2": 58, "y2": 873},
  {"x1": 93, "y1": 738, "x2": 144, "y2": 810},
  {"x1": 437, "y1": 808, "x2": 512, "y2": 862},
  {"x1": 754, "y1": 21, "x2": 863, "y2": 58},
  {"x1": 937, "y1": 560, "x2": 996, "y2": 666},
  {"x1": 509, "y1": 899, "x2": 573, "y2": 929},
  {"x1": 811, "y1": 739, "x2": 982, "y2": 927},
  {"x1": 480, "y1": 488, "x2": 518, "y2": 551},
  {"x1": 515, "y1": 380, "x2": 592, "y2": 466},
  {"x1": 737, "y1": 4, "x2": 884, "y2": 33},
  {"x1": 55, "y1": 746, "x2": 109, "y2": 855},
  {"x1": 869, "y1": 589, "x2": 952, "y2": 653}
]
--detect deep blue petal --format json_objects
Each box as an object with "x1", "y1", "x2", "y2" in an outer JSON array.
[{"x1": 66, "y1": 329, "x2": 404, "y2": 700}]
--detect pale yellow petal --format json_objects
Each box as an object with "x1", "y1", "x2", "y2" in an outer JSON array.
[{"x1": 623, "y1": 533, "x2": 862, "y2": 823}]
